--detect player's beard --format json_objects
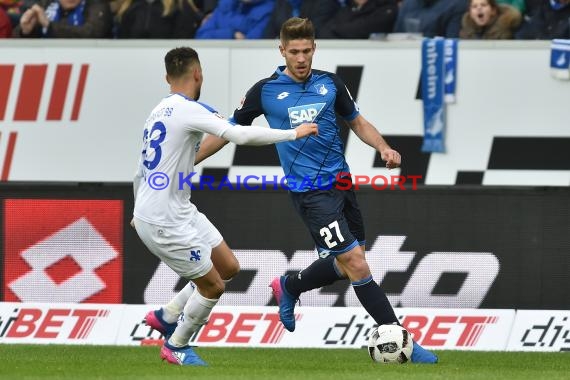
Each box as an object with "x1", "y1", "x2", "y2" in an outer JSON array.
[
  {"x1": 294, "y1": 66, "x2": 310, "y2": 81},
  {"x1": 285, "y1": 63, "x2": 311, "y2": 82},
  {"x1": 195, "y1": 89, "x2": 201, "y2": 101}
]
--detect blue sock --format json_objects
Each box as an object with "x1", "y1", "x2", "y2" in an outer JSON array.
[
  {"x1": 352, "y1": 276, "x2": 398, "y2": 325},
  {"x1": 285, "y1": 256, "x2": 345, "y2": 297}
]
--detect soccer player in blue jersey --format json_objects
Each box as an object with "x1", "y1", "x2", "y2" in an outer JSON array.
[{"x1": 196, "y1": 17, "x2": 438, "y2": 363}]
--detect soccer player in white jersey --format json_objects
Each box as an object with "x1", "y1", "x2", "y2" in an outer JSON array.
[{"x1": 132, "y1": 46, "x2": 318, "y2": 366}]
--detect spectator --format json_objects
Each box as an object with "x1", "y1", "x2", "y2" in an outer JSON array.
[
  {"x1": 319, "y1": 0, "x2": 398, "y2": 39},
  {"x1": 0, "y1": 5, "x2": 11, "y2": 36},
  {"x1": 263, "y1": 0, "x2": 340, "y2": 38},
  {"x1": 516, "y1": 0, "x2": 570, "y2": 39},
  {"x1": 199, "y1": 0, "x2": 218, "y2": 13},
  {"x1": 498, "y1": 0, "x2": 525, "y2": 13},
  {"x1": 13, "y1": 0, "x2": 112, "y2": 37},
  {"x1": 195, "y1": 0, "x2": 218, "y2": 25},
  {"x1": 394, "y1": 0, "x2": 468, "y2": 38},
  {"x1": 460, "y1": 0, "x2": 521, "y2": 39},
  {"x1": 1, "y1": 0, "x2": 23, "y2": 27},
  {"x1": 115, "y1": 0, "x2": 203, "y2": 38},
  {"x1": 524, "y1": 0, "x2": 541, "y2": 14},
  {"x1": 195, "y1": 0, "x2": 274, "y2": 39}
]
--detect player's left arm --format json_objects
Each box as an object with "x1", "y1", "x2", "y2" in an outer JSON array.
[
  {"x1": 348, "y1": 114, "x2": 401, "y2": 169},
  {"x1": 330, "y1": 72, "x2": 400, "y2": 169},
  {"x1": 131, "y1": 162, "x2": 144, "y2": 228},
  {"x1": 195, "y1": 135, "x2": 229, "y2": 165}
]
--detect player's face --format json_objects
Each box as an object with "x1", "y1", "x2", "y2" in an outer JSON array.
[{"x1": 280, "y1": 39, "x2": 315, "y2": 82}]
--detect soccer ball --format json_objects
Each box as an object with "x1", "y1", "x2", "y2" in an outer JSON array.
[{"x1": 367, "y1": 324, "x2": 413, "y2": 364}]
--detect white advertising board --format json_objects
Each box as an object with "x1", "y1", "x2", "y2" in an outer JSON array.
[
  {"x1": 0, "y1": 302, "x2": 124, "y2": 345},
  {"x1": 10, "y1": 302, "x2": 566, "y2": 351},
  {"x1": 114, "y1": 305, "x2": 515, "y2": 350},
  {"x1": 1, "y1": 40, "x2": 568, "y2": 185},
  {"x1": 507, "y1": 310, "x2": 570, "y2": 352}
]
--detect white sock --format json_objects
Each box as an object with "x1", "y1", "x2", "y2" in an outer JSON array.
[
  {"x1": 169, "y1": 290, "x2": 218, "y2": 347},
  {"x1": 162, "y1": 282, "x2": 195, "y2": 324}
]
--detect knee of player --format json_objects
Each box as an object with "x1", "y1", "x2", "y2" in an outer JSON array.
[
  {"x1": 199, "y1": 278, "x2": 225, "y2": 299},
  {"x1": 216, "y1": 260, "x2": 240, "y2": 282},
  {"x1": 224, "y1": 259, "x2": 240, "y2": 280},
  {"x1": 337, "y1": 250, "x2": 370, "y2": 274},
  {"x1": 212, "y1": 280, "x2": 226, "y2": 298}
]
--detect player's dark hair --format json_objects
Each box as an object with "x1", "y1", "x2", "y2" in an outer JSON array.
[
  {"x1": 164, "y1": 47, "x2": 200, "y2": 79},
  {"x1": 280, "y1": 17, "x2": 315, "y2": 45}
]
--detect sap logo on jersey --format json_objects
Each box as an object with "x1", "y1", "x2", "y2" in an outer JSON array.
[{"x1": 288, "y1": 103, "x2": 325, "y2": 127}]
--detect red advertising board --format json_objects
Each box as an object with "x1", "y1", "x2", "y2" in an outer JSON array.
[{"x1": 3, "y1": 199, "x2": 123, "y2": 303}]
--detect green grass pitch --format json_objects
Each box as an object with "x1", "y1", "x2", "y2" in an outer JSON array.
[{"x1": 0, "y1": 345, "x2": 568, "y2": 380}]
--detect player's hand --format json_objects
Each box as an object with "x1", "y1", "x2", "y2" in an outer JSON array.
[
  {"x1": 294, "y1": 123, "x2": 318, "y2": 139},
  {"x1": 381, "y1": 148, "x2": 401, "y2": 169},
  {"x1": 130, "y1": 218, "x2": 135, "y2": 228}
]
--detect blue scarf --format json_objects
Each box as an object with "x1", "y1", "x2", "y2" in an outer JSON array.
[
  {"x1": 45, "y1": 0, "x2": 86, "y2": 26},
  {"x1": 420, "y1": 38, "x2": 458, "y2": 152},
  {"x1": 550, "y1": 39, "x2": 570, "y2": 80},
  {"x1": 550, "y1": 0, "x2": 570, "y2": 10},
  {"x1": 444, "y1": 39, "x2": 458, "y2": 103}
]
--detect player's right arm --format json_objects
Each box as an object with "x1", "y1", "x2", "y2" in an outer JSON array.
[
  {"x1": 195, "y1": 79, "x2": 317, "y2": 164},
  {"x1": 221, "y1": 122, "x2": 317, "y2": 144},
  {"x1": 230, "y1": 80, "x2": 266, "y2": 126},
  {"x1": 195, "y1": 122, "x2": 318, "y2": 165},
  {"x1": 191, "y1": 108, "x2": 317, "y2": 145}
]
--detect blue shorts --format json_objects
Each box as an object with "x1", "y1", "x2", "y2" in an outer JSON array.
[{"x1": 289, "y1": 185, "x2": 365, "y2": 257}]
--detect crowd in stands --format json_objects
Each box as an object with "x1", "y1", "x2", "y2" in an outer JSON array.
[{"x1": 1, "y1": 0, "x2": 569, "y2": 39}]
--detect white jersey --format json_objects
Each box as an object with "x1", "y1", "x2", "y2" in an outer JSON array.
[{"x1": 133, "y1": 93, "x2": 232, "y2": 226}]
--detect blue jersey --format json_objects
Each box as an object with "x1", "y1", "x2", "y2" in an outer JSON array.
[{"x1": 231, "y1": 66, "x2": 359, "y2": 192}]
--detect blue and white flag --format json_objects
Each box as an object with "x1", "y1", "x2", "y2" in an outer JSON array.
[
  {"x1": 421, "y1": 38, "x2": 446, "y2": 153},
  {"x1": 550, "y1": 39, "x2": 570, "y2": 80}
]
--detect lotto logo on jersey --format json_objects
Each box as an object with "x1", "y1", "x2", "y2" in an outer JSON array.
[{"x1": 287, "y1": 103, "x2": 325, "y2": 127}]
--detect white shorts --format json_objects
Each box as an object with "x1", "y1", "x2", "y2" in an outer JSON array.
[{"x1": 134, "y1": 213, "x2": 223, "y2": 280}]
